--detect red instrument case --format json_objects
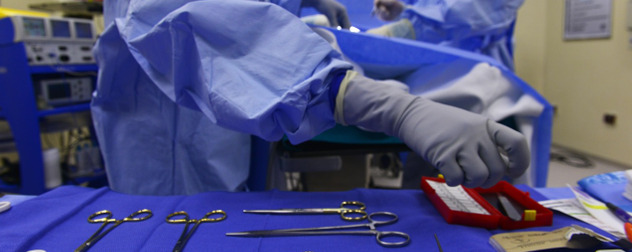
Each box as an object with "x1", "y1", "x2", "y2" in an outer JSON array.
[{"x1": 420, "y1": 176, "x2": 553, "y2": 230}]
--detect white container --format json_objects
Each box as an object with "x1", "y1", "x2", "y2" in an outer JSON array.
[{"x1": 43, "y1": 148, "x2": 62, "y2": 189}]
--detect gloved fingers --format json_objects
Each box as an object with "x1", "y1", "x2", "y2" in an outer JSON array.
[
  {"x1": 336, "y1": 11, "x2": 351, "y2": 29},
  {"x1": 456, "y1": 151, "x2": 490, "y2": 188},
  {"x1": 323, "y1": 9, "x2": 350, "y2": 29},
  {"x1": 486, "y1": 120, "x2": 530, "y2": 178},
  {"x1": 326, "y1": 0, "x2": 350, "y2": 29},
  {"x1": 435, "y1": 159, "x2": 464, "y2": 187},
  {"x1": 305, "y1": 0, "x2": 350, "y2": 29},
  {"x1": 325, "y1": 13, "x2": 340, "y2": 28},
  {"x1": 477, "y1": 143, "x2": 507, "y2": 188}
]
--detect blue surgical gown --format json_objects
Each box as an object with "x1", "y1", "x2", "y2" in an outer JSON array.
[
  {"x1": 400, "y1": 0, "x2": 524, "y2": 70},
  {"x1": 92, "y1": 0, "x2": 351, "y2": 195}
]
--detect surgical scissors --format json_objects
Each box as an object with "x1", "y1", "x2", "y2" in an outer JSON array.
[
  {"x1": 75, "y1": 209, "x2": 153, "y2": 252},
  {"x1": 166, "y1": 210, "x2": 227, "y2": 252},
  {"x1": 226, "y1": 211, "x2": 410, "y2": 247},
  {"x1": 243, "y1": 201, "x2": 368, "y2": 221}
]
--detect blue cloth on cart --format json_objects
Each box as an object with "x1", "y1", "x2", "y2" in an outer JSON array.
[
  {"x1": 578, "y1": 171, "x2": 632, "y2": 213},
  {"x1": 0, "y1": 185, "x2": 621, "y2": 251}
]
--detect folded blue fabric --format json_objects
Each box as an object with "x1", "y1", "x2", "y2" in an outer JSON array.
[
  {"x1": 0, "y1": 194, "x2": 36, "y2": 206},
  {"x1": 578, "y1": 171, "x2": 632, "y2": 212},
  {"x1": 0, "y1": 185, "x2": 614, "y2": 251}
]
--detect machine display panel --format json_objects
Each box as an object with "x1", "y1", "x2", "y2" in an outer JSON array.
[
  {"x1": 47, "y1": 83, "x2": 72, "y2": 99},
  {"x1": 51, "y1": 20, "x2": 71, "y2": 38},
  {"x1": 74, "y1": 22, "x2": 93, "y2": 39},
  {"x1": 22, "y1": 17, "x2": 46, "y2": 37}
]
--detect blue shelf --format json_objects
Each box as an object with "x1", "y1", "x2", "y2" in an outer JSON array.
[
  {"x1": 0, "y1": 141, "x2": 16, "y2": 153},
  {"x1": 30, "y1": 64, "x2": 98, "y2": 74},
  {"x1": 38, "y1": 103, "x2": 91, "y2": 117},
  {"x1": 0, "y1": 181, "x2": 19, "y2": 194},
  {"x1": 65, "y1": 170, "x2": 107, "y2": 185},
  {"x1": 0, "y1": 40, "x2": 101, "y2": 195}
]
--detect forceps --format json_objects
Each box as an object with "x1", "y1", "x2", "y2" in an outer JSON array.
[
  {"x1": 76, "y1": 209, "x2": 153, "y2": 252},
  {"x1": 227, "y1": 211, "x2": 410, "y2": 247},
  {"x1": 166, "y1": 210, "x2": 227, "y2": 252},
  {"x1": 244, "y1": 201, "x2": 368, "y2": 221}
]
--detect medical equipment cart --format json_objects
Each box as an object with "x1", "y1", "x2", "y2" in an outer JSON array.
[{"x1": 0, "y1": 9, "x2": 101, "y2": 194}]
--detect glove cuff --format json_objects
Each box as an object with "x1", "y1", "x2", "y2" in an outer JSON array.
[
  {"x1": 335, "y1": 71, "x2": 417, "y2": 136},
  {"x1": 334, "y1": 70, "x2": 358, "y2": 125}
]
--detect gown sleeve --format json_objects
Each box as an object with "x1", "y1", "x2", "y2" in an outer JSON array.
[{"x1": 96, "y1": 0, "x2": 352, "y2": 143}]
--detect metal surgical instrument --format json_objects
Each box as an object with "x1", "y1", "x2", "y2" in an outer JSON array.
[
  {"x1": 243, "y1": 201, "x2": 368, "y2": 221},
  {"x1": 166, "y1": 210, "x2": 227, "y2": 252},
  {"x1": 0, "y1": 201, "x2": 10, "y2": 213},
  {"x1": 76, "y1": 209, "x2": 153, "y2": 252},
  {"x1": 435, "y1": 234, "x2": 443, "y2": 252},
  {"x1": 226, "y1": 211, "x2": 410, "y2": 247}
]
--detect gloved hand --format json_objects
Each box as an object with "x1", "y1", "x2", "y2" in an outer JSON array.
[
  {"x1": 302, "y1": 0, "x2": 351, "y2": 29},
  {"x1": 373, "y1": 0, "x2": 405, "y2": 21},
  {"x1": 335, "y1": 71, "x2": 530, "y2": 188}
]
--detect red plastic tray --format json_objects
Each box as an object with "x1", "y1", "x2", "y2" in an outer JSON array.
[{"x1": 420, "y1": 177, "x2": 553, "y2": 230}]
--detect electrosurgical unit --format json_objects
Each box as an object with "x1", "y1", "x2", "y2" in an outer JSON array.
[
  {"x1": 40, "y1": 77, "x2": 93, "y2": 106},
  {"x1": 0, "y1": 9, "x2": 97, "y2": 65}
]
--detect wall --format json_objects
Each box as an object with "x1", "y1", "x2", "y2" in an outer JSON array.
[
  {"x1": 514, "y1": 1, "x2": 548, "y2": 93},
  {"x1": 515, "y1": 0, "x2": 632, "y2": 166},
  {"x1": 1, "y1": 0, "x2": 54, "y2": 12}
]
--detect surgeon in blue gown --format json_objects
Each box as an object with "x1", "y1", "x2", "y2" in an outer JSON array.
[
  {"x1": 370, "y1": 0, "x2": 523, "y2": 70},
  {"x1": 92, "y1": 0, "x2": 530, "y2": 195}
]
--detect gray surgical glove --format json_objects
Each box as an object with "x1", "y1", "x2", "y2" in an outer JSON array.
[
  {"x1": 335, "y1": 71, "x2": 530, "y2": 188},
  {"x1": 302, "y1": 0, "x2": 351, "y2": 29}
]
